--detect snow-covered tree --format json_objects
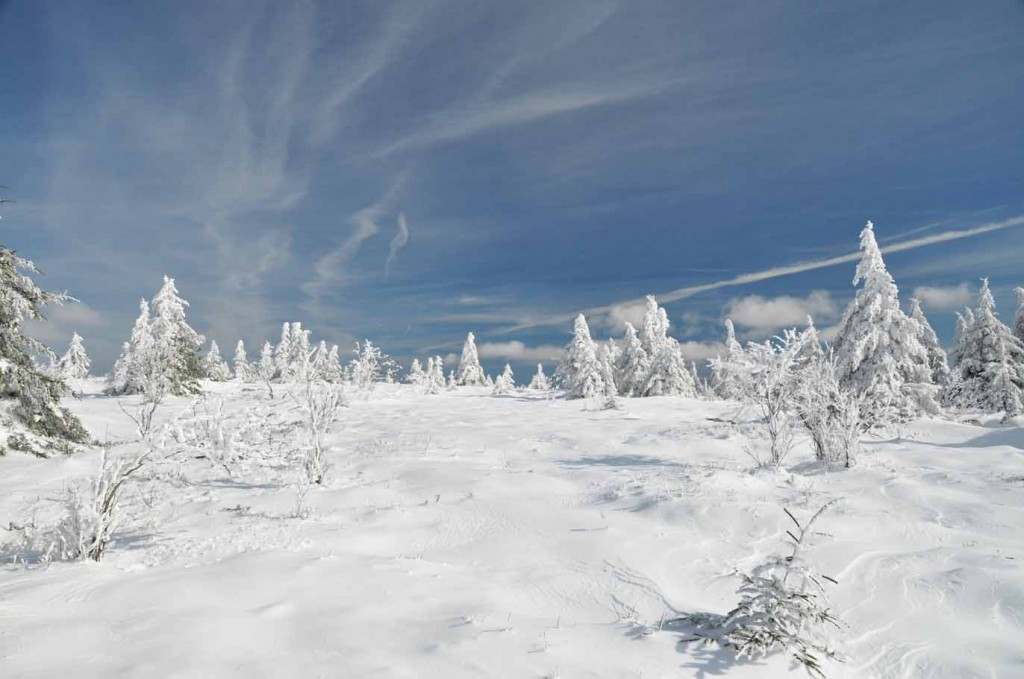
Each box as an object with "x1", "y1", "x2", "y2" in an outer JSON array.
[
  {"x1": 456, "y1": 331, "x2": 486, "y2": 386},
  {"x1": 1015, "y1": 287, "x2": 1024, "y2": 346},
  {"x1": 324, "y1": 345, "x2": 343, "y2": 382},
  {"x1": 108, "y1": 299, "x2": 153, "y2": 396},
  {"x1": 289, "y1": 322, "x2": 312, "y2": 382},
  {"x1": 55, "y1": 332, "x2": 91, "y2": 379},
  {"x1": 257, "y1": 341, "x2": 276, "y2": 384},
  {"x1": 795, "y1": 349, "x2": 861, "y2": 468},
  {"x1": 273, "y1": 323, "x2": 292, "y2": 381},
  {"x1": 350, "y1": 340, "x2": 386, "y2": 390},
  {"x1": 561, "y1": 314, "x2": 608, "y2": 399},
  {"x1": 637, "y1": 296, "x2": 697, "y2": 397},
  {"x1": 406, "y1": 358, "x2": 425, "y2": 385},
  {"x1": 203, "y1": 341, "x2": 231, "y2": 381},
  {"x1": 831, "y1": 222, "x2": 936, "y2": 427},
  {"x1": 424, "y1": 356, "x2": 446, "y2": 395},
  {"x1": 908, "y1": 298, "x2": 950, "y2": 387},
  {"x1": 0, "y1": 247, "x2": 88, "y2": 442},
  {"x1": 528, "y1": 363, "x2": 550, "y2": 390},
  {"x1": 232, "y1": 340, "x2": 251, "y2": 382},
  {"x1": 614, "y1": 322, "x2": 649, "y2": 397},
  {"x1": 446, "y1": 369, "x2": 457, "y2": 390},
  {"x1": 713, "y1": 319, "x2": 744, "y2": 399},
  {"x1": 943, "y1": 279, "x2": 1024, "y2": 415},
  {"x1": 149, "y1": 276, "x2": 205, "y2": 396},
  {"x1": 492, "y1": 363, "x2": 515, "y2": 395}
]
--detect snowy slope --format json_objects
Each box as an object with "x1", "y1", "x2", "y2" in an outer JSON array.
[{"x1": 1, "y1": 381, "x2": 1022, "y2": 678}]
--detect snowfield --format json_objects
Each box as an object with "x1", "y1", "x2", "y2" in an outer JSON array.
[{"x1": 2, "y1": 381, "x2": 1023, "y2": 678}]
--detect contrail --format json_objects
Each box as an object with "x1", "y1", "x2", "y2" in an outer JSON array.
[
  {"x1": 499, "y1": 215, "x2": 1024, "y2": 333},
  {"x1": 385, "y1": 211, "x2": 410, "y2": 278}
]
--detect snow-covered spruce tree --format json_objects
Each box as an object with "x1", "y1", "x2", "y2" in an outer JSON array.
[
  {"x1": 447, "y1": 369, "x2": 458, "y2": 390},
  {"x1": 289, "y1": 322, "x2": 312, "y2": 382},
  {"x1": 943, "y1": 279, "x2": 1024, "y2": 415},
  {"x1": 908, "y1": 299, "x2": 950, "y2": 387},
  {"x1": 528, "y1": 363, "x2": 550, "y2": 390},
  {"x1": 350, "y1": 340, "x2": 385, "y2": 390},
  {"x1": 273, "y1": 322, "x2": 292, "y2": 381},
  {"x1": 406, "y1": 358, "x2": 425, "y2": 386},
  {"x1": 692, "y1": 502, "x2": 844, "y2": 677},
  {"x1": 108, "y1": 299, "x2": 153, "y2": 395},
  {"x1": 257, "y1": 341, "x2": 275, "y2": 383},
  {"x1": 309, "y1": 340, "x2": 328, "y2": 380},
  {"x1": 560, "y1": 314, "x2": 608, "y2": 399},
  {"x1": 203, "y1": 340, "x2": 231, "y2": 381},
  {"x1": 493, "y1": 363, "x2": 515, "y2": 395},
  {"x1": 149, "y1": 276, "x2": 205, "y2": 396},
  {"x1": 713, "y1": 319, "x2": 745, "y2": 399},
  {"x1": 232, "y1": 340, "x2": 251, "y2": 382},
  {"x1": 0, "y1": 247, "x2": 88, "y2": 443},
  {"x1": 1015, "y1": 287, "x2": 1024, "y2": 346},
  {"x1": 638, "y1": 296, "x2": 697, "y2": 397},
  {"x1": 424, "y1": 356, "x2": 446, "y2": 395},
  {"x1": 55, "y1": 332, "x2": 91, "y2": 379},
  {"x1": 710, "y1": 326, "x2": 814, "y2": 467},
  {"x1": 831, "y1": 222, "x2": 936, "y2": 427},
  {"x1": 324, "y1": 344, "x2": 343, "y2": 382},
  {"x1": 614, "y1": 322, "x2": 649, "y2": 397},
  {"x1": 456, "y1": 331, "x2": 487, "y2": 386}
]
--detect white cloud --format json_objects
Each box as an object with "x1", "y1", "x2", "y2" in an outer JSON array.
[
  {"x1": 600, "y1": 300, "x2": 647, "y2": 331},
  {"x1": 477, "y1": 341, "x2": 564, "y2": 363},
  {"x1": 26, "y1": 301, "x2": 104, "y2": 348},
  {"x1": 678, "y1": 340, "x2": 725, "y2": 362},
  {"x1": 726, "y1": 290, "x2": 837, "y2": 331},
  {"x1": 818, "y1": 324, "x2": 840, "y2": 344},
  {"x1": 912, "y1": 283, "x2": 972, "y2": 311}
]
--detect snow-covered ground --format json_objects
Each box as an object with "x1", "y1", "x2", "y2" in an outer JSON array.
[{"x1": 2, "y1": 381, "x2": 1023, "y2": 678}]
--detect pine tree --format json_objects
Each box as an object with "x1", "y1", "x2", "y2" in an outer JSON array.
[
  {"x1": 528, "y1": 363, "x2": 550, "y2": 390},
  {"x1": 203, "y1": 340, "x2": 231, "y2": 381},
  {"x1": 289, "y1": 322, "x2": 312, "y2": 381},
  {"x1": 233, "y1": 340, "x2": 251, "y2": 382},
  {"x1": 424, "y1": 356, "x2": 446, "y2": 395},
  {"x1": 273, "y1": 322, "x2": 292, "y2": 381},
  {"x1": 908, "y1": 299, "x2": 950, "y2": 386},
  {"x1": 492, "y1": 363, "x2": 515, "y2": 395},
  {"x1": 351, "y1": 340, "x2": 383, "y2": 389},
  {"x1": 310, "y1": 340, "x2": 328, "y2": 380},
  {"x1": 108, "y1": 299, "x2": 154, "y2": 396},
  {"x1": 944, "y1": 280, "x2": 1024, "y2": 415},
  {"x1": 831, "y1": 222, "x2": 936, "y2": 427},
  {"x1": 1015, "y1": 287, "x2": 1024, "y2": 345},
  {"x1": 456, "y1": 332, "x2": 486, "y2": 386},
  {"x1": 713, "y1": 319, "x2": 744, "y2": 399},
  {"x1": 637, "y1": 296, "x2": 696, "y2": 397},
  {"x1": 257, "y1": 341, "x2": 276, "y2": 384},
  {"x1": 324, "y1": 345, "x2": 343, "y2": 382},
  {"x1": 56, "y1": 332, "x2": 91, "y2": 379},
  {"x1": 0, "y1": 247, "x2": 88, "y2": 442},
  {"x1": 561, "y1": 314, "x2": 607, "y2": 399},
  {"x1": 406, "y1": 358, "x2": 425, "y2": 385},
  {"x1": 150, "y1": 276, "x2": 205, "y2": 395},
  {"x1": 614, "y1": 322, "x2": 649, "y2": 397}
]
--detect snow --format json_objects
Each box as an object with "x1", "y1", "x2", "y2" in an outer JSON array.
[{"x1": 2, "y1": 381, "x2": 1023, "y2": 678}]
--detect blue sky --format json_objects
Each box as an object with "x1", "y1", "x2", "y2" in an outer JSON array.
[{"x1": 3, "y1": 0, "x2": 1024, "y2": 376}]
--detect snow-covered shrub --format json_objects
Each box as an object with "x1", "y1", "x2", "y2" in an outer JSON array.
[
  {"x1": 796, "y1": 352, "x2": 861, "y2": 468},
  {"x1": 690, "y1": 502, "x2": 844, "y2": 677},
  {"x1": 349, "y1": 340, "x2": 398, "y2": 391},
  {"x1": 297, "y1": 380, "x2": 346, "y2": 485}
]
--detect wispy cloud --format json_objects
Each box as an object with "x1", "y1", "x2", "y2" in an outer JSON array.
[
  {"x1": 501, "y1": 215, "x2": 1024, "y2": 333},
  {"x1": 385, "y1": 212, "x2": 410, "y2": 278}
]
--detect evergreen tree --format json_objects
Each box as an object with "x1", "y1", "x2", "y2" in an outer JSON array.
[
  {"x1": 257, "y1": 341, "x2": 276, "y2": 383},
  {"x1": 713, "y1": 319, "x2": 744, "y2": 399},
  {"x1": 108, "y1": 299, "x2": 153, "y2": 396},
  {"x1": 831, "y1": 222, "x2": 936, "y2": 427},
  {"x1": 351, "y1": 340, "x2": 385, "y2": 389},
  {"x1": 492, "y1": 363, "x2": 515, "y2": 395},
  {"x1": 273, "y1": 322, "x2": 292, "y2": 381},
  {"x1": 324, "y1": 344, "x2": 343, "y2": 382},
  {"x1": 232, "y1": 340, "x2": 251, "y2": 382},
  {"x1": 528, "y1": 363, "x2": 550, "y2": 390},
  {"x1": 424, "y1": 356, "x2": 446, "y2": 395},
  {"x1": 56, "y1": 332, "x2": 91, "y2": 379},
  {"x1": 456, "y1": 331, "x2": 486, "y2": 386},
  {"x1": 289, "y1": 322, "x2": 312, "y2": 381},
  {"x1": 150, "y1": 276, "x2": 205, "y2": 395},
  {"x1": 447, "y1": 369, "x2": 458, "y2": 390},
  {"x1": 637, "y1": 296, "x2": 697, "y2": 397},
  {"x1": 943, "y1": 279, "x2": 1024, "y2": 415},
  {"x1": 908, "y1": 299, "x2": 950, "y2": 386},
  {"x1": 1015, "y1": 287, "x2": 1024, "y2": 345},
  {"x1": 0, "y1": 247, "x2": 88, "y2": 442},
  {"x1": 561, "y1": 314, "x2": 607, "y2": 399},
  {"x1": 310, "y1": 340, "x2": 328, "y2": 380},
  {"x1": 614, "y1": 322, "x2": 649, "y2": 397},
  {"x1": 406, "y1": 358, "x2": 425, "y2": 385},
  {"x1": 203, "y1": 340, "x2": 231, "y2": 381}
]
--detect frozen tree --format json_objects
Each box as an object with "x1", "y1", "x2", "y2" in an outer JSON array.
[
  {"x1": 324, "y1": 345, "x2": 343, "y2": 382},
  {"x1": 637, "y1": 296, "x2": 697, "y2": 397},
  {"x1": 273, "y1": 322, "x2": 292, "y2": 381},
  {"x1": 0, "y1": 247, "x2": 88, "y2": 442},
  {"x1": 492, "y1": 363, "x2": 515, "y2": 395},
  {"x1": 232, "y1": 340, "x2": 251, "y2": 382},
  {"x1": 561, "y1": 314, "x2": 608, "y2": 399},
  {"x1": 908, "y1": 299, "x2": 950, "y2": 387},
  {"x1": 108, "y1": 299, "x2": 153, "y2": 396},
  {"x1": 149, "y1": 276, "x2": 205, "y2": 396},
  {"x1": 831, "y1": 222, "x2": 936, "y2": 427},
  {"x1": 691, "y1": 503, "x2": 843, "y2": 677},
  {"x1": 796, "y1": 350, "x2": 861, "y2": 468},
  {"x1": 528, "y1": 363, "x2": 550, "y2": 390},
  {"x1": 296, "y1": 381, "x2": 345, "y2": 486},
  {"x1": 289, "y1": 322, "x2": 312, "y2": 382},
  {"x1": 614, "y1": 322, "x2": 649, "y2": 397},
  {"x1": 406, "y1": 358, "x2": 425, "y2": 385},
  {"x1": 456, "y1": 332, "x2": 487, "y2": 386},
  {"x1": 424, "y1": 356, "x2": 446, "y2": 395},
  {"x1": 1016, "y1": 287, "x2": 1024, "y2": 346},
  {"x1": 484, "y1": 373, "x2": 494, "y2": 388},
  {"x1": 943, "y1": 279, "x2": 1024, "y2": 415},
  {"x1": 713, "y1": 319, "x2": 745, "y2": 399},
  {"x1": 711, "y1": 326, "x2": 814, "y2": 467},
  {"x1": 55, "y1": 332, "x2": 91, "y2": 379},
  {"x1": 257, "y1": 341, "x2": 275, "y2": 384},
  {"x1": 203, "y1": 341, "x2": 231, "y2": 382},
  {"x1": 447, "y1": 369, "x2": 458, "y2": 390},
  {"x1": 350, "y1": 340, "x2": 386, "y2": 390}
]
